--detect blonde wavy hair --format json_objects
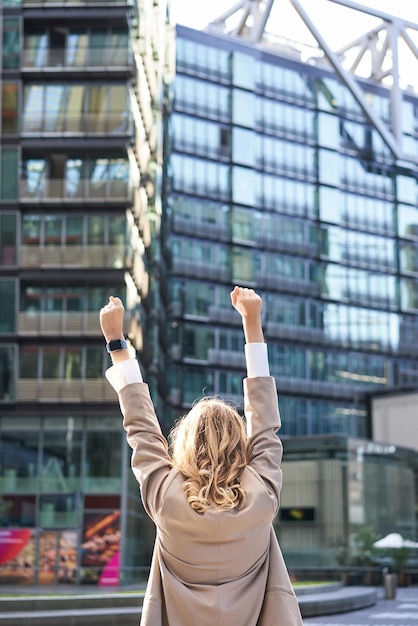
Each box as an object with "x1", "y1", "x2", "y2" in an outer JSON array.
[{"x1": 169, "y1": 398, "x2": 250, "y2": 514}]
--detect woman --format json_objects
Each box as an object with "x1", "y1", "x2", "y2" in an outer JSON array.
[{"x1": 100, "y1": 286, "x2": 303, "y2": 626}]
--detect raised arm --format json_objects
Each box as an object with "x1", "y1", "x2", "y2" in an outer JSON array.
[
  {"x1": 99, "y1": 296, "x2": 130, "y2": 364},
  {"x1": 231, "y1": 286, "x2": 283, "y2": 514},
  {"x1": 99, "y1": 296, "x2": 172, "y2": 521},
  {"x1": 230, "y1": 285, "x2": 264, "y2": 344}
]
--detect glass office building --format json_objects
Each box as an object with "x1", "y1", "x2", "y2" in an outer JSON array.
[
  {"x1": 164, "y1": 22, "x2": 418, "y2": 562},
  {"x1": 167, "y1": 24, "x2": 418, "y2": 440},
  {"x1": 0, "y1": 0, "x2": 171, "y2": 585}
]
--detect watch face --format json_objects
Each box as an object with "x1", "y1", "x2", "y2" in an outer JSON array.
[{"x1": 107, "y1": 339, "x2": 127, "y2": 352}]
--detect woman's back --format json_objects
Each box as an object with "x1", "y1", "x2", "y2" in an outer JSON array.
[{"x1": 157, "y1": 465, "x2": 274, "y2": 585}]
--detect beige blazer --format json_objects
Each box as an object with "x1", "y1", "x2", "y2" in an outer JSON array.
[{"x1": 118, "y1": 376, "x2": 304, "y2": 626}]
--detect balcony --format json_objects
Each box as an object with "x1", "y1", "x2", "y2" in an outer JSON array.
[
  {"x1": 256, "y1": 233, "x2": 318, "y2": 257},
  {"x1": 20, "y1": 243, "x2": 126, "y2": 269},
  {"x1": 171, "y1": 258, "x2": 230, "y2": 281},
  {"x1": 18, "y1": 310, "x2": 133, "y2": 336},
  {"x1": 266, "y1": 322, "x2": 326, "y2": 344},
  {"x1": 256, "y1": 274, "x2": 319, "y2": 296},
  {"x1": 17, "y1": 379, "x2": 117, "y2": 402},
  {"x1": 20, "y1": 178, "x2": 132, "y2": 203},
  {"x1": 173, "y1": 216, "x2": 229, "y2": 241},
  {"x1": 22, "y1": 46, "x2": 132, "y2": 72},
  {"x1": 22, "y1": 114, "x2": 132, "y2": 137},
  {"x1": 208, "y1": 306, "x2": 237, "y2": 325},
  {"x1": 272, "y1": 376, "x2": 367, "y2": 399},
  {"x1": 208, "y1": 349, "x2": 246, "y2": 369},
  {"x1": 24, "y1": 0, "x2": 132, "y2": 5}
]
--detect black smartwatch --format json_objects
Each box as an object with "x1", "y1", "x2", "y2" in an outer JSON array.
[{"x1": 106, "y1": 339, "x2": 128, "y2": 353}]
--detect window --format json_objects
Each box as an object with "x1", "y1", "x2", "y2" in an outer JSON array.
[
  {"x1": 0, "y1": 347, "x2": 14, "y2": 400},
  {"x1": 0, "y1": 280, "x2": 16, "y2": 333},
  {"x1": 0, "y1": 213, "x2": 17, "y2": 265},
  {"x1": 398, "y1": 204, "x2": 418, "y2": 239},
  {"x1": 175, "y1": 76, "x2": 230, "y2": 122},
  {"x1": 233, "y1": 52, "x2": 255, "y2": 90},
  {"x1": 1, "y1": 83, "x2": 19, "y2": 134},
  {"x1": 0, "y1": 149, "x2": 18, "y2": 200},
  {"x1": 85, "y1": 420, "x2": 122, "y2": 489},
  {"x1": 22, "y1": 84, "x2": 129, "y2": 135},
  {"x1": 183, "y1": 367, "x2": 215, "y2": 403},
  {"x1": 19, "y1": 346, "x2": 109, "y2": 381},
  {"x1": 2, "y1": 18, "x2": 20, "y2": 70}
]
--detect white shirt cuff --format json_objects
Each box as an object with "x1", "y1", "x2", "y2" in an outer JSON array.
[
  {"x1": 245, "y1": 343, "x2": 270, "y2": 378},
  {"x1": 105, "y1": 359, "x2": 143, "y2": 392}
]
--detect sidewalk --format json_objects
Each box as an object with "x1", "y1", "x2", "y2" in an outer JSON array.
[{"x1": 0, "y1": 581, "x2": 379, "y2": 623}]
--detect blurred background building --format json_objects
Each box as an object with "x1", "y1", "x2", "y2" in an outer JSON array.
[
  {"x1": 0, "y1": 0, "x2": 173, "y2": 585},
  {"x1": 0, "y1": 0, "x2": 417, "y2": 583}
]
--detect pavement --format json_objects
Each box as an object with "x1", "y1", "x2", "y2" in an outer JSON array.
[
  {"x1": 0, "y1": 581, "x2": 414, "y2": 625},
  {"x1": 303, "y1": 586, "x2": 418, "y2": 625}
]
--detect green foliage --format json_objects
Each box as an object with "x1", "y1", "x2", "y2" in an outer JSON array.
[{"x1": 351, "y1": 526, "x2": 379, "y2": 567}]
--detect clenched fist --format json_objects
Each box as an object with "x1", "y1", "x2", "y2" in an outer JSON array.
[{"x1": 100, "y1": 296, "x2": 125, "y2": 344}]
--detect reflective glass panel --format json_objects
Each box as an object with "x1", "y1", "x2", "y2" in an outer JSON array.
[
  {"x1": 2, "y1": 19, "x2": 20, "y2": 70},
  {"x1": 1, "y1": 83, "x2": 19, "y2": 134},
  {"x1": 0, "y1": 214, "x2": 17, "y2": 266}
]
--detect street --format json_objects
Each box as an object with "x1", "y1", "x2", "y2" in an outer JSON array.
[{"x1": 303, "y1": 588, "x2": 418, "y2": 626}]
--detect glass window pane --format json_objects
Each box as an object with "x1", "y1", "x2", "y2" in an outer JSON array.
[
  {"x1": 88, "y1": 86, "x2": 106, "y2": 132},
  {"x1": 108, "y1": 85, "x2": 128, "y2": 133},
  {"x1": 0, "y1": 280, "x2": 16, "y2": 332},
  {"x1": 24, "y1": 32, "x2": 47, "y2": 68},
  {"x1": 23, "y1": 215, "x2": 41, "y2": 245},
  {"x1": 87, "y1": 215, "x2": 104, "y2": 244},
  {"x1": 64, "y1": 348, "x2": 82, "y2": 379},
  {"x1": 23, "y1": 85, "x2": 44, "y2": 133},
  {"x1": 1, "y1": 83, "x2": 19, "y2": 134},
  {"x1": 66, "y1": 32, "x2": 88, "y2": 67},
  {"x1": 86, "y1": 430, "x2": 121, "y2": 486},
  {"x1": 66, "y1": 215, "x2": 83, "y2": 245},
  {"x1": 398, "y1": 204, "x2": 418, "y2": 239},
  {"x1": 66, "y1": 287, "x2": 83, "y2": 312},
  {"x1": 109, "y1": 31, "x2": 129, "y2": 65},
  {"x1": 3, "y1": 19, "x2": 20, "y2": 70},
  {"x1": 66, "y1": 85, "x2": 84, "y2": 132},
  {"x1": 108, "y1": 215, "x2": 126, "y2": 245},
  {"x1": 20, "y1": 347, "x2": 39, "y2": 378},
  {"x1": 0, "y1": 213, "x2": 17, "y2": 265},
  {"x1": 0, "y1": 346, "x2": 14, "y2": 400},
  {"x1": 44, "y1": 216, "x2": 62, "y2": 245},
  {"x1": 45, "y1": 85, "x2": 66, "y2": 132},
  {"x1": 65, "y1": 158, "x2": 83, "y2": 197},
  {"x1": 1, "y1": 149, "x2": 18, "y2": 200},
  {"x1": 85, "y1": 348, "x2": 103, "y2": 378},
  {"x1": 43, "y1": 348, "x2": 61, "y2": 378},
  {"x1": 89, "y1": 30, "x2": 107, "y2": 66}
]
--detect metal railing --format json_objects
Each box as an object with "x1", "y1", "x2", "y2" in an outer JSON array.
[
  {"x1": 20, "y1": 178, "x2": 132, "y2": 202},
  {"x1": 17, "y1": 378, "x2": 118, "y2": 402},
  {"x1": 19, "y1": 244, "x2": 126, "y2": 269},
  {"x1": 24, "y1": 0, "x2": 133, "y2": 5},
  {"x1": 22, "y1": 114, "x2": 131, "y2": 136},
  {"x1": 22, "y1": 46, "x2": 132, "y2": 70}
]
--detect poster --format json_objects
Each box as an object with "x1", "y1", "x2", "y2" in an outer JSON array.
[
  {"x1": 38, "y1": 530, "x2": 78, "y2": 585},
  {"x1": 0, "y1": 528, "x2": 35, "y2": 584},
  {"x1": 80, "y1": 510, "x2": 121, "y2": 585}
]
